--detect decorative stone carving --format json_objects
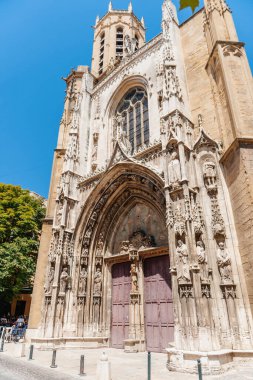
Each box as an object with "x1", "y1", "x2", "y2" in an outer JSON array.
[
  {"x1": 176, "y1": 240, "x2": 191, "y2": 284},
  {"x1": 94, "y1": 268, "x2": 102, "y2": 296},
  {"x1": 174, "y1": 205, "x2": 186, "y2": 237},
  {"x1": 168, "y1": 151, "x2": 182, "y2": 189},
  {"x1": 203, "y1": 160, "x2": 217, "y2": 193},
  {"x1": 217, "y1": 242, "x2": 233, "y2": 284},
  {"x1": 124, "y1": 35, "x2": 138, "y2": 55},
  {"x1": 222, "y1": 44, "x2": 243, "y2": 58},
  {"x1": 130, "y1": 263, "x2": 138, "y2": 293},
  {"x1": 179, "y1": 284, "x2": 193, "y2": 298},
  {"x1": 164, "y1": 64, "x2": 183, "y2": 102},
  {"x1": 129, "y1": 230, "x2": 154, "y2": 250},
  {"x1": 206, "y1": 0, "x2": 230, "y2": 15},
  {"x1": 45, "y1": 266, "x2": 55, "y2": 294},
  {"x1": 78, "y1": 268, "x2": 88, "y2": 295},
  {"x1": 59, "y1": 267, "x2": 69, "y2": 294},
  {"x1": 210, "y1": 197, "x2": 226, "y2": 237}
]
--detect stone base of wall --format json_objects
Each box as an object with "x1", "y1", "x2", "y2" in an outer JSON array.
[
  {"x1": 123, "y1": 339, "x2": 145, "y2": 353},
  {"x1": 26, "y1": 335, "x2": 109, "y2": 351},
  {"x1": 166, "y1": 347, "x2": 253, "y2": 374}
]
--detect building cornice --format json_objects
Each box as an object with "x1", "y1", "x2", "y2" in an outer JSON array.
[
  {"x1": 205, "y1": 40, "x2": 245, "y2": 70},
  {"x1": 219, "y1": 137, "x2": 253, "y2": 164}
]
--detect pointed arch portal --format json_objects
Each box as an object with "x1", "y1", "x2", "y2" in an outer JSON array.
[{"x1": 75, "y1": 163, "x2": 174, "y2": 352}]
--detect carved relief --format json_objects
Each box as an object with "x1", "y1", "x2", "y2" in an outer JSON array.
[{"x1": 222, "y1": 44, "x2": 243, "y2": 58}]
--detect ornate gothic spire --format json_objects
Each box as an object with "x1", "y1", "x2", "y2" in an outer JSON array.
[
  {"x1": 204, "y1": 0, "x2": 230, "y2": 15},
  {"x1": 128, "y1": 1, "x2": 133, "y2": 13},
  {"x1": 108, "y1": 1, "x2": 113, "y2": 12}
]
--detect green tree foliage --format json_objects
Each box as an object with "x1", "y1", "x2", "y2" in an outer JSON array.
[
  {"x1": 0, "y1": 184, "x2": 45, "y2": 302},
  {"x1": 180, "y1": 0, "x2": 200, "y2": 12}
]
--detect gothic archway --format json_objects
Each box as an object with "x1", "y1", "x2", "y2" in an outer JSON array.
[{"x1": 73, "y1": 162, "x2": 174, "y2": 351}]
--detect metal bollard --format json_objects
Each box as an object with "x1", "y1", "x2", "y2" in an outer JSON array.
[
  {"x1": 79, "y1": 354, "x2": 86, "y2": 376},
  {"x1": 50, "y1": 349, "x2": 57, "y2": 368},
  {"x1": 29, "y1": 344, "x2": 34, "y2": 360},
  {"x1": 148, "y1": 351, "x2": 151, "y2": 380},
  {"x1": 197, "y1": 359, "x2": 203, "y2": 380},
  {"x1": 0, "y1": 328, "x2": 6, "y2": 352}
]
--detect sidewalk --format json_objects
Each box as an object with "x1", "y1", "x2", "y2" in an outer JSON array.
[{"x1": 1, "y1": 342, "x2": 253, "y2": 379}]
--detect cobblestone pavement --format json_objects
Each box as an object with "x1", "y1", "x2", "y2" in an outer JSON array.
[{"x1": 1, "y1": 343, "x2": 253, "y2": 379}]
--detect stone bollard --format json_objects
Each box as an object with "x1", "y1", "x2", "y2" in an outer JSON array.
[{"x1": 96, "y1": 352, "x2": 111, "y2": 380}]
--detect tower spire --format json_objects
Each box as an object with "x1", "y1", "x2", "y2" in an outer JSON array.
[{"x1": 108, "y1": 1, "x2": 113, "y2": 12}]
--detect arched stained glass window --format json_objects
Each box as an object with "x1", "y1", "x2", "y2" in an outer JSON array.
[{"x1": 115, "y1": 87, "x2": 149, "y2": 152}]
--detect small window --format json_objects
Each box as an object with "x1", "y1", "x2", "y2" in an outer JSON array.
[
  {"x1": 135, "y1": 34, "x2": 139, "y2": 51},
  {"x1": 116, "y1": 27, "x2": 124, "y2": 59},
  {"x1": 99, "y1": 32, "x2": 105, "y2": 75}
]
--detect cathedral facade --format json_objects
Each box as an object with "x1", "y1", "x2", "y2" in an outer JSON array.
[{"x1": 28, "y1": 0, "x2": 253, "y2": 374}]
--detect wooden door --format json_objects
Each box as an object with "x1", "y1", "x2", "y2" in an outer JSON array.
[
  {"x1": 144, "y1": 255, "x2": 174, "y2": 352},
  {"x1": 111, "y1": 262, "x2": 131, "y2": 348}
]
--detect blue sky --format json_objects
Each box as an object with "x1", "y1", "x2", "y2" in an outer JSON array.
[{"x1": 0, "y1": 0, "x2": 252, "y2": 198}]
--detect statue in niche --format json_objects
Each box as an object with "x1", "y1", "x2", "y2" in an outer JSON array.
[
  {"x1": 56, "y1": 199, "x2": 64, "y2": 226},
  {"x1": 217, "y1": 242, "x2": 233, "y2": 284},
  {"x1": 203, "y1": 160, "x2": 217, "y2": 191},
  {"x1": 78, "y1": 268, "x2": 88, "y2": 294},
  {"x1": 168, "y1": 151, "x2": 182, "y2": 188},
  {"x1": 59, "y1": 267, "x2": 69, "y2": 294},
  {"x1": 94, "y1": 267, "x2": 102, "y2": 296},
  {"x1": 45, "y1": 266, "x2": 55, "y2": 294},
  {"x1": 96, "y1": 235, "x2": 104, "y2": 256},
  {"x1": 130, "y1": 263, "x2": 138, "y2": 292},
  {"x1": 176, "y1": 240, "x2": 191, "y2": 283},
  {"x1": 196, "y1": 241, "x2": 208, "y2": 282}
]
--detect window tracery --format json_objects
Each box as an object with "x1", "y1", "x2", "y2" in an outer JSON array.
[{"x1": 115, "y1": 87, "x2": 149, "y2": 152}]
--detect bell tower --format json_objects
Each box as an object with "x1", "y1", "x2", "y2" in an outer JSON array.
[{"x1": 91, "y1": 1, "x2": 146, "y2": 78}]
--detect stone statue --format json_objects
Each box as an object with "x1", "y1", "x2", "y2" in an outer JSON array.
[
  {"x1": 196, "y1": 241, "x2": 208, "y2": 282},
  {"x1": 78, "y1": 268, "x2": 88, "y2": 294},
  {"x1": 94, "y1": 267, "x2": 102, "y2": 295},
  {"x1": 168, "y1": 151, "x2": 182, "y2": 187},
  {"x1": 217, "y1": 242, "x2": 233, "y2": 284},
  {"x1": 130, "y1": 263, "x2": 138, "y2": 292},
  {"x1": 56, "y1": 200, "x2": 64, "y2": 226},
  {"x1": 45, "y1": 266, "x2": 55, "y2": 294},
  {"x1": 203, "y1": 161, "x2": 217, "y2": 191},
  {"x1": 176, "y1": 240, "x2": 191, "y2": 283},
  {"x1": 59, "y1": 267, "x2": 69, "y2": 294}
]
